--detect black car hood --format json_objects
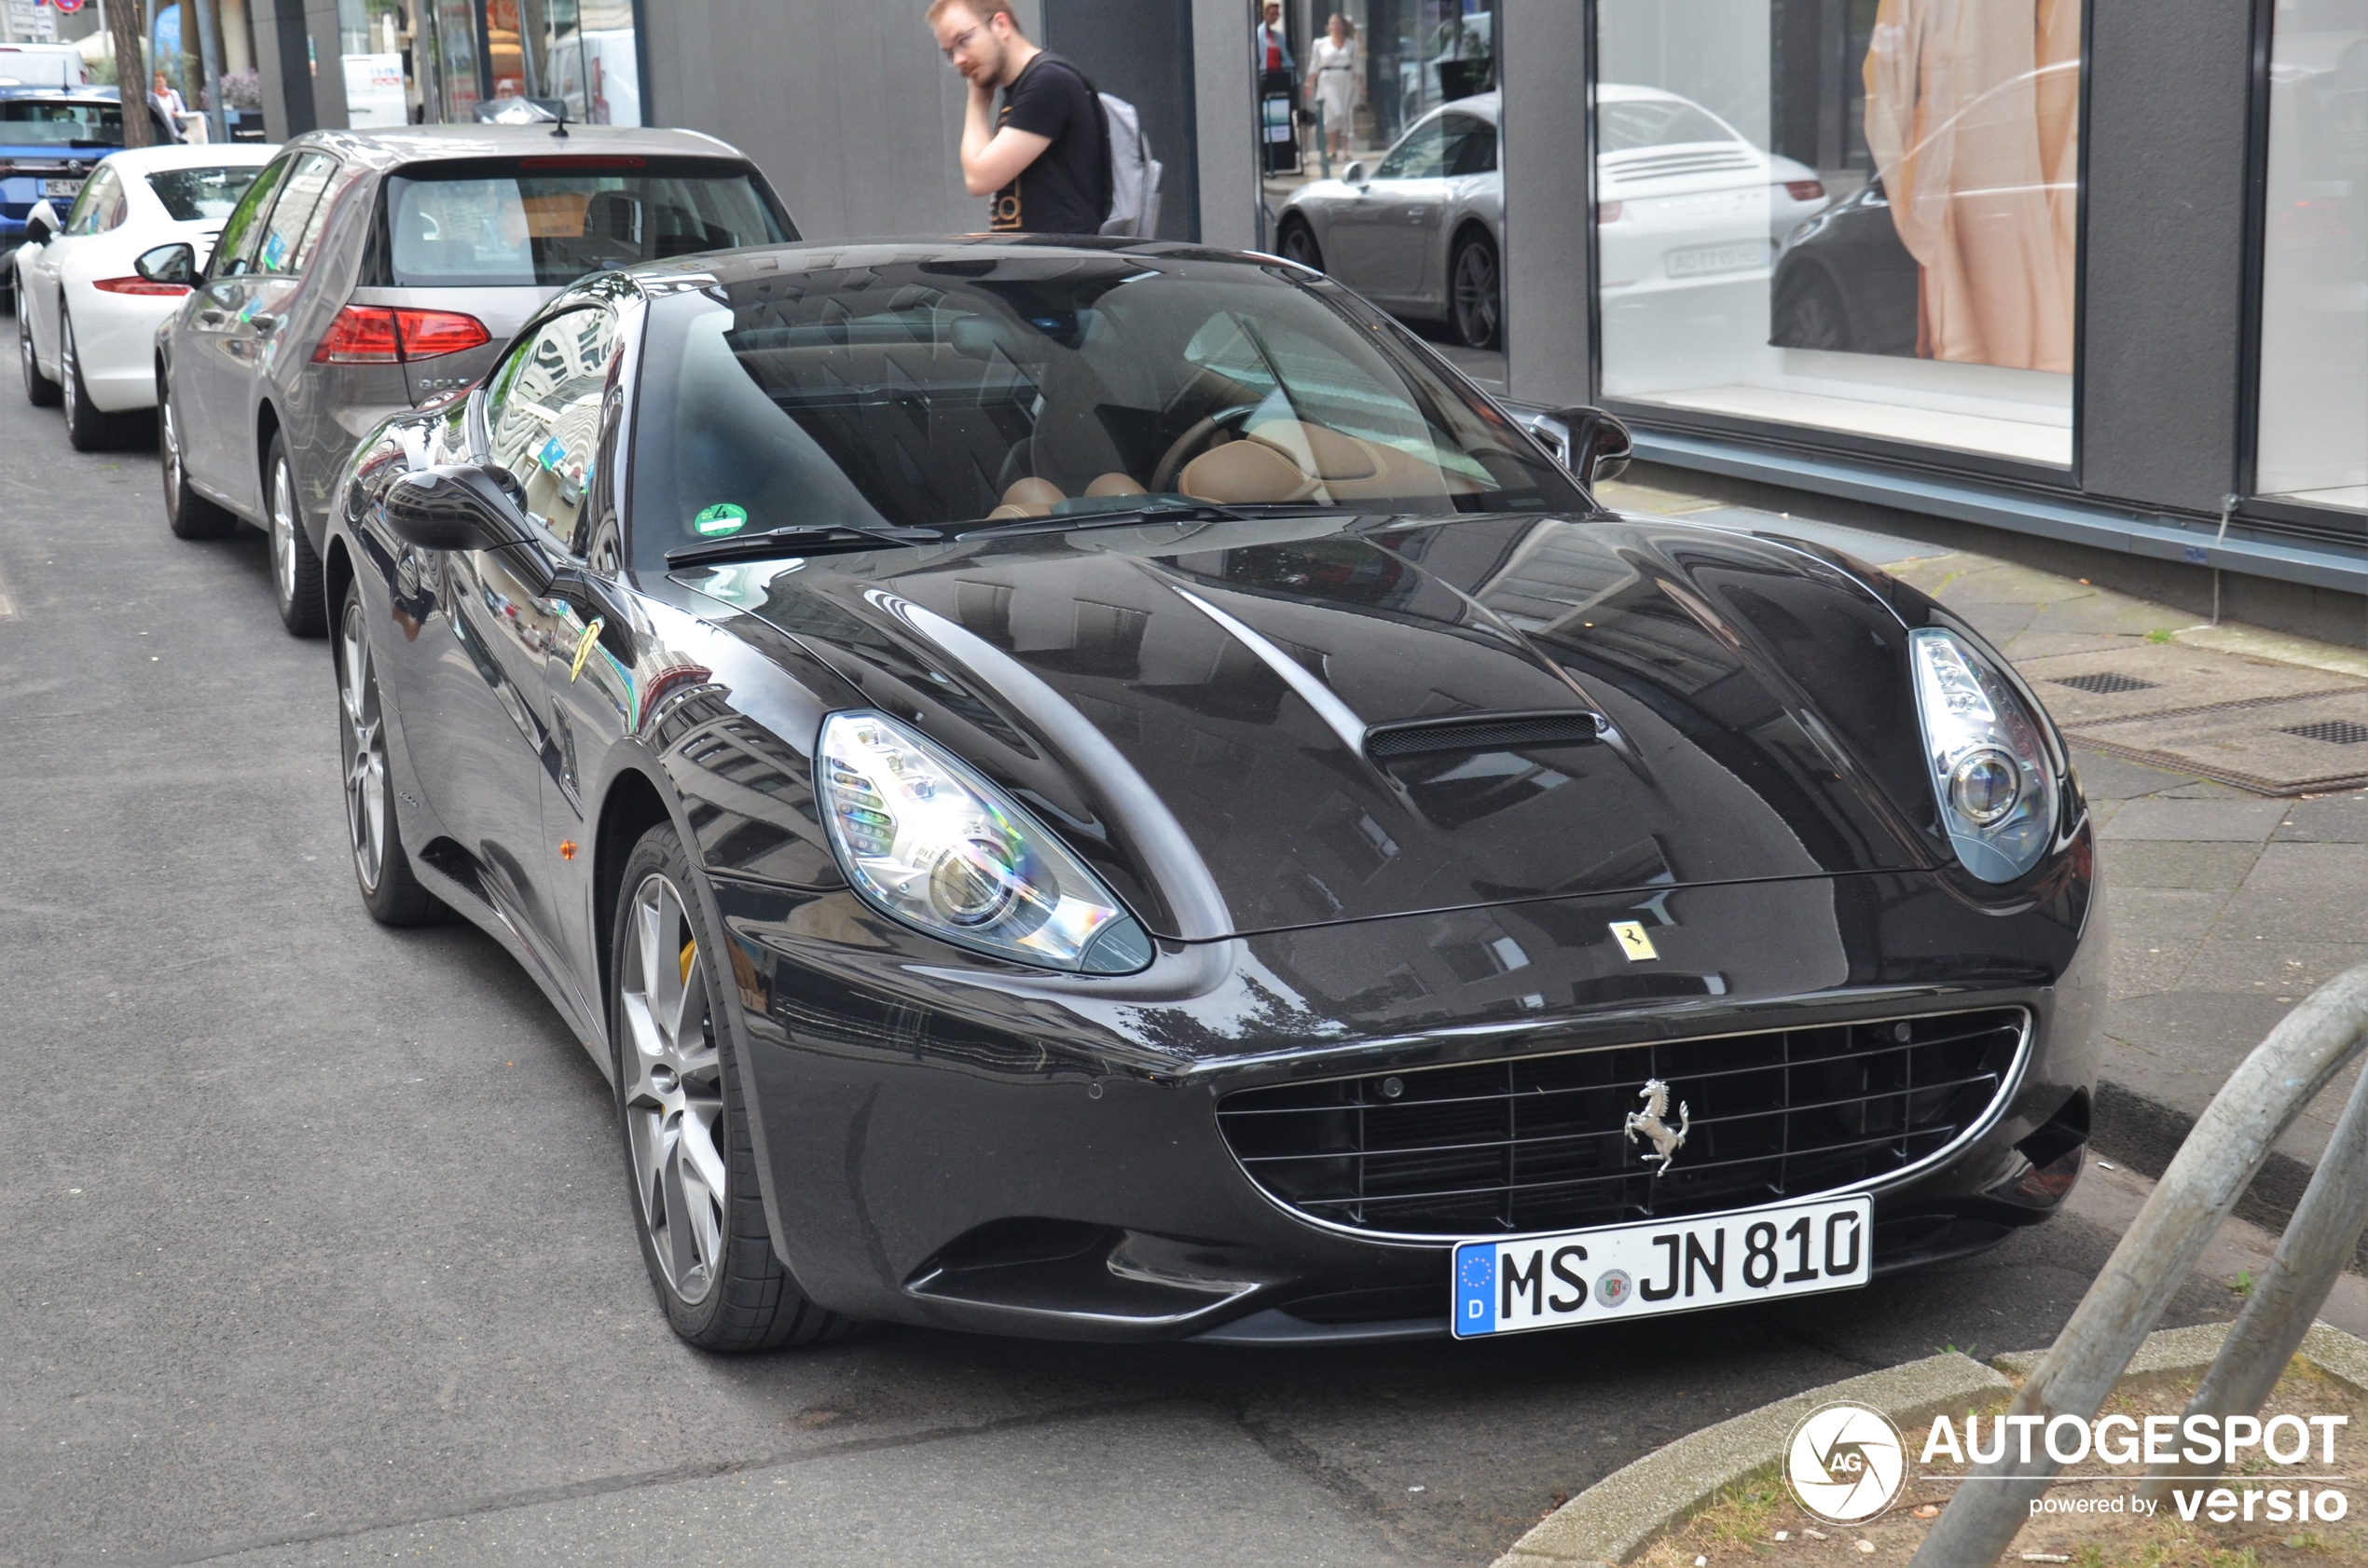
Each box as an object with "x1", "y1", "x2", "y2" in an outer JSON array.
[{"x1": 676, "y1": 511, "x2": 1942, "y2": 942}]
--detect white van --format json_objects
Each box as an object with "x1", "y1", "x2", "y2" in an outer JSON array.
[{"x1": 0, "y1": 44, "x2": 89, "y2": 90}]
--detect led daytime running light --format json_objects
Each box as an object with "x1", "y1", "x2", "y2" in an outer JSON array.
[{"x1": 1908, "y1": 628, "x2": 2058, "y2": 884}]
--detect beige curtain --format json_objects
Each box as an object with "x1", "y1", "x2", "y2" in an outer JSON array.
[{"x1": 1863, "y1": 0, "x2": 2081, "y2": 372}]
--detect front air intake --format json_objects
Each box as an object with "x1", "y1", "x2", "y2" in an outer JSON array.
[{"x1": 1218, "y1": 1009, "x2": 2028, "y2": 1239}]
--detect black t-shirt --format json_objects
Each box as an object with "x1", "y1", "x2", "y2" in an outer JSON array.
[{"x1": 991, "y1": 52, "x2": 1109, "y2": 235}]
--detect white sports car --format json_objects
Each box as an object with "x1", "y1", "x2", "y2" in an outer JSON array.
[{"x1": 15, "y1": 142, "x2": 274, "y2": 448}]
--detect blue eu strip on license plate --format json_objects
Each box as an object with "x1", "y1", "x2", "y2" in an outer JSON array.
[{"x1": 1452, "y1": 1193, "x2": 1871, "y2": 1339}]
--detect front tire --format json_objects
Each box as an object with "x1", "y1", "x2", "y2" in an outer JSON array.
[
  {"x1": 1277, "y1": 216, "x2": 1326, "y2": 274},
  {"x1": 20, "y1": 288, "x2": 59, "y2": 407},
  {"x1": 1449, "y1": 233, "x2": 1503, "y2": 350},
  {"x1": 612, "y1": 823, "x2": 862, "y2": 1353},
  {"x1": 160, "y1": 374, "x2": 237, "y2": 539},
  {"x1": 266, "y1": 431, "x2": 326, "y2": 637},
  {"x1": 337, "y1": 580, "x2": 443, "y2": 926}
]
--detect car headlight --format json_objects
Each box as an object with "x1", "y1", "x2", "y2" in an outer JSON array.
[
  {"x1": 1907, "y1": 628, "x2": 2058, "y2": 883},
  {"x1": 816, "y1": 710, "x2": 1153, "y2": 973}
]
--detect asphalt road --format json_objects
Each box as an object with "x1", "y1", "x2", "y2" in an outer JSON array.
[{"x1": 0, "y1": 362, "x2": 2240, "y2": 1568}]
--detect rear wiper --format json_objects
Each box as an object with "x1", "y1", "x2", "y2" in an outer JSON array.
[
  {"x1": 955, "y1": 501, "x2": 1319, "y2": 540},
  {"x1": 666, "y1": 523, "x2": 944, "y2": 569}
]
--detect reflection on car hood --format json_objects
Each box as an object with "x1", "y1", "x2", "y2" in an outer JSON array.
[{"x1": 677, "y1": 512, "x2": 1939, "y2": 942}]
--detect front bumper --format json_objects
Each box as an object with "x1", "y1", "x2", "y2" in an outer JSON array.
[{"x1": 718, "y1": 851, "x2": 2102, "y2": 1344}]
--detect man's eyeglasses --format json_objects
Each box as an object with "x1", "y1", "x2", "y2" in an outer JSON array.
[{"x1": 940, "y1": 24, "x2": 981, "y2": 63}]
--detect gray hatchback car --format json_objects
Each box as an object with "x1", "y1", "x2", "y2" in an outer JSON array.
[{"x1": 152, "y1": 124, "x2": 794, "y2": 635}]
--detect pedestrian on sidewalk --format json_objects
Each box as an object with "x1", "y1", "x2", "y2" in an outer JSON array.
[
  {"x1": 928, "y1": 0, "x2": 1110, "y2": 236},
  {"x1": 1306, "y1": 14, "x2": 1360, "y2": 165}
]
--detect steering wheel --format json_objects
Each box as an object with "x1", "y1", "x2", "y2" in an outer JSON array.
[{"x1": 1150, "y1": 404, "x2": 1262, "y2": 494}]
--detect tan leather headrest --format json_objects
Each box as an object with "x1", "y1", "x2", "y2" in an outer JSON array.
[
  {"x1": 1246, "y1": 420, "x2": 1379, "y2": 481},
  {"x1": 1178, "y1": 440, "x2": 1320, "y2": 504},
  {"x1": 1085, "y1": 472, "x2": 1148, "y2": 497},
  {"x1": 998, "y1": 476, "x2": 1064, "y2": 517}
]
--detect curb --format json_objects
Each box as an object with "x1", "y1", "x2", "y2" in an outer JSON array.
[
  {"x1": 1491, "y1": 1321, "x2": 2368, "y2": 1568},
  {"x1": 1491, "y1": 1353, "x2": 2010, "y2": 1568}
]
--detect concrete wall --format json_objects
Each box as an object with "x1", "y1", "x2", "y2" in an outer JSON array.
[
  {"x1": 1498, "y1": 0, "x2": 1592, "y2": 410},
  {"x1": 642, "y1": 0, "x2": 1042, "y2": 241},
  {"x1": 253, "y1": 0, "x2": 317, "y2": 139},
  {"x1": 1191, "y1": 0, "x2": 1257, "y2": 250},
  {"x1": 1041, "y1": 0, "x2": 1201, "y2": 241}
]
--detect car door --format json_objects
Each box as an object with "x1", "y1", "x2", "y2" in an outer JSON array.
[
  {"x1": 202, "y1": 150, "x2": 339, "y2": 516},
  {"x1": 404, "y1": 305, "x2": 623, "y2": 992},
  {"x1": 1329, "y1": 116, "x2": 1446, "y2": 300},
  {"x1": 179, "y1": 151, "x2": 291, "y2": 496},
  {"x1": 24, "y1": 163, "x2": 120, "y2": 370}
]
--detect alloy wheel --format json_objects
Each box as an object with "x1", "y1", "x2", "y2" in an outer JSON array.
[
  {"x1": 1452, "y1": 241, "x2": 1500, "y2": 349},
  {"x1": 337, "y1": 598, "x2": 388, "y2": 891},
  {"x1": 160, "y1": 398, "x2": 182, "y2": 512},
  {"x1": 59, "y1": 316, "x2": 78, "y2": 439},
  {"x1": 17, "y1": 309, "x2": 33, "y2": 393},
  {"x1": 618, "y1": 873, "x2": 729, "y2": 1306},
  {"x1": 269, "y1": 453, "x2": 297, "y2": 607}
]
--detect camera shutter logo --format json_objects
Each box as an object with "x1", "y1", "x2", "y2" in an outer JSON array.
[{"x1": 1783, "y1": 1402, "x2": 1907, "y2": 1524}]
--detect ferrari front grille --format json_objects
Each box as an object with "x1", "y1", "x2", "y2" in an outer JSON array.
[{"x1": 1216, "y1": 1009, "x2": 2027, "y2": 1237}]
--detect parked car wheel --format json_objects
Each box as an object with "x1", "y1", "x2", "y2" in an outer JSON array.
[
  {"x1": 337, "y1": 581, "x2": 444, "y2": 927},
  {"x1": 1449, "y1": 233, "x2": 1502, "y2": 351},
  {"x1": 60, "y1": 311, "x2": 134, "y2": 451},
  {"x1": 20, "y1": 293, "x2": 60, "y2": 407},
  {"x1": 612, "y1": 822, "x2": 864, "y2": 1353},
  {"x1": 1277, "y1": 216, "x2": 1326, "y2": 273},
  {"x1": 1772, "y1": 269, "x2": 1852, "y2": 352},
  {"x1": 266, "y1": 431, "x2": 327, "y2": 637},
  {"x1": 160, "y1": 377, "x2": 238, "y2": 539}
]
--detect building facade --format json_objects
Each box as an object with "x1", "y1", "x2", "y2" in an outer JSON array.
[{"x1": 234, "y1": 0, "x2": 2364, "y2": 632}]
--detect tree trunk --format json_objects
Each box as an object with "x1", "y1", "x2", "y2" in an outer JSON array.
[{"x1": 107, "y1": 0, "x2": 155, "y2": 147}]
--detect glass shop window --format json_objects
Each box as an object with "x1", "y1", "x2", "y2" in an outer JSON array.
[
  {"x1": 1595, "y1": 0, "x2": 2082, "y2": 469},
  {"x1": 2254, "y1": 0, "x2": 2367, "y2": 512}
]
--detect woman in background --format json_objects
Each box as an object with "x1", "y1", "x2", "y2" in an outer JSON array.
[{"x1": 1307, "y1": 14, "x2": 1361, "y2": 167}]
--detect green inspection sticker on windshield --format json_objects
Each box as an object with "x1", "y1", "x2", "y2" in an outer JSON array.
[{"x1": 693, "y1": 502, "x2": 749, "y2": 538}]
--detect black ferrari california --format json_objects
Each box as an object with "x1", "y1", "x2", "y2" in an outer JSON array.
[{"x1": 324, "y1": 238, "x2": 2100, "y2": 1352}]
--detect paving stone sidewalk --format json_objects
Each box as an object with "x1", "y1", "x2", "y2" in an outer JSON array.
[{"x1": 1600, "y1": 476, "x2": 2368, "y2": 1229}]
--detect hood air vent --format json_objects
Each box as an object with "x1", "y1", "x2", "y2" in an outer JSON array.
[{"x1": 1364, "y1": 711, "x2": 1604, "y2": 761}]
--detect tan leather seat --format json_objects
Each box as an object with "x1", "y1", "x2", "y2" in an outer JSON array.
[
  {"x1": 990, "y1": 476, "x2": 1066, "y2": 520},
  {"x1": 1177, "y1": 439, "x2": 1322, "y2": 504},
  {"x1": 1084, "y1": 473, "x2": 1147, "y2": 497},
  {"x1": 1245, "y1": 420, "x2": 1379, "y2": 483}
]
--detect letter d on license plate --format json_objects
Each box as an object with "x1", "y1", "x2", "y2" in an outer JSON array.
[{"x1": 1452, "y1": 1194, "x2": 1870, "y2": 1338}]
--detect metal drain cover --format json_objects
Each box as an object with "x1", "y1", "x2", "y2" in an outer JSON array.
[
  {"x1": 2283, "y1": 721, "x2": 2368, "y2": 746},
  {"x1": 2053, "y1": 672, "x2": 2162, "y2": 695}
]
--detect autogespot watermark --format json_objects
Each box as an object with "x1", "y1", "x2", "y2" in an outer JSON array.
[
  {"x1": 1921, "y1": 1407, "x2": 2352, "y2": 1524},
  {"x1": 1783, "y1": 1401, "x2": 2354, "y2": 1528}
]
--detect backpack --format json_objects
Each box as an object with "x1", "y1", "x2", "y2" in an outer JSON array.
[{"x1": 1095, "y1": 91, "x2": 1163, "y2": 239}]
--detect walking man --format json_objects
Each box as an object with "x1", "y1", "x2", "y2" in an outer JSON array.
[{"x1": 928, "y1": 0, "x2": 1109, "y2": 235}]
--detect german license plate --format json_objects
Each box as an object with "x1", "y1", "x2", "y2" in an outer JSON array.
[
  {"x1": 1666, "y1": 240, "x2": 1769, "y2": 278},
  {"x1": 39, "y1": 178, "x2": 82, "y2": 199},
  {"x1": 1452, "y1": 1193, "x2": 1870, "y2": 1338}
]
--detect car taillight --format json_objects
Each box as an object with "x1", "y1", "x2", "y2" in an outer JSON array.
[
  {"x1": 1598, "y1": 200, "x2": 1623, "y2": 224},
  {"x1": 1783, "y1": 179, "x2": 1826, "y2": 202},
  {"x1": 396, "y1": 309, "x2": 491, "y2": 358},
  {"x1": 93, "y1": 275, "x2": 191, "y2": 296},
  {"x1": 313, "y1": 304, "x2": 490, "y2": 364}
]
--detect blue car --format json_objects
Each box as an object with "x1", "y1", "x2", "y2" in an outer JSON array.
[{"x1": 0, "y1": 86, "x2": 175, "y2": 306}]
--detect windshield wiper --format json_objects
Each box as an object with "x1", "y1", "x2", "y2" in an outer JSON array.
[
  {"x1": 955, "y1": 501, "x2": 1322, "y2": 540},
  {"x1": 666, "y1": 523, "x2": 945, "y2": 569}
]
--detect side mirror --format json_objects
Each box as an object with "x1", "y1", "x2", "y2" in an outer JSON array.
[
  {"x1": 383, "y1": 464, "x2": 542, "y2": 556},
  {"x1": 135, "y1": 241, "x2": 197, "y2": 285},
  {"x1": 22, "y1": 200, "x2": 59, "y2": 248},
  {"x1": 1536, "y1": 406, "x2": 1634, "y2": 485},
  {"x1": 1340, "y1": 160, "x2": 1368, "y2": 184}
]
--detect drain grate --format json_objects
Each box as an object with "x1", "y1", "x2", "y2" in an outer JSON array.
[
  {"x1": 2053, "y1": 672, "x2": 2162, "y2": 695},
  {"x1": 2283, "y1": 721, "x2": 2368, "y2": 746}
]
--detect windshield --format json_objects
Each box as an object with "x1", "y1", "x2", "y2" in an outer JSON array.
[
  {"x1": 0, "y1": 99, "x2": 120, "y2": 148},
  {"x1": 629, "y1": 254, "x2": 1581, "y2": 571},
  {"x1": 383, "y1": 157, "x2": 793, "y2": 287},
  {"x1": 1599, "y1": 99, "x2": 1738, "y2": 152},
  {"x1": 147, "y1": 164, "x2": 262, "y2": 221}
]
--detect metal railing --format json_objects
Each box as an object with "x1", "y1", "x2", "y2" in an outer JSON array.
[{"x1": 1912, "y1": 962, "x2": 2368, "y2": 1567}]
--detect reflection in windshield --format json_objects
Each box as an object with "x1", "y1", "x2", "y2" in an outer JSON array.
[
  {"x1": 147, "y1": 165, "x2": 263, "y2": 222},
  {"x1": 632, "y1": 254, "x2": 1580, "y2": 570}
]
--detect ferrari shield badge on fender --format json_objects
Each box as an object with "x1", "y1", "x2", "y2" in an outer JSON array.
[
  {"x1": 1608, "y1": 920, "x2": 1658, "y2": 961},
  {"x1": 571, "y1": 620, "x2": 603, "y2": 682}
]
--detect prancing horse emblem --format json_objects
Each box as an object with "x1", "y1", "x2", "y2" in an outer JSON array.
[{"x1": 1625, "y1": 1079, "x2": 1689, "y2": 1176}]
